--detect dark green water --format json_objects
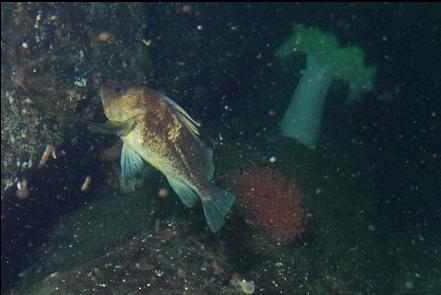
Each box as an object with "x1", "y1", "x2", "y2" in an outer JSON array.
[{"x1": 1, "y1": 3, "x2": 439, "y2": 294}]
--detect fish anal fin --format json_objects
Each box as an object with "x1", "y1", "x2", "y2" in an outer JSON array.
[{"x1": 166, "y1": 176, "x2": 198, "y2": 208}]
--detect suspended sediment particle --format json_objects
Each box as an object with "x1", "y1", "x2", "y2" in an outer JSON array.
[{"x1": 37, "y1": 144, "x2": 57, "y2": 169}]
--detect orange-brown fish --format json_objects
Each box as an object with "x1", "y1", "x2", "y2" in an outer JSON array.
[{"x1": 90, "y1": 82, "x2": 235, "y2": 232}]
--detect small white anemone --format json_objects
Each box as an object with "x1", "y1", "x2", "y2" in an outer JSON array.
[
  {"x1": 231, "y1": 275, "x2": 256, "y2": 294},
  {"x1": 238, "y1": 279, "x2": 255, "y2": 294}
]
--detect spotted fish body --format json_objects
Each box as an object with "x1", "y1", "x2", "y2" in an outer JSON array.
[{"x1": 96, "y1": 83, "x2": 235, "y2": 232}]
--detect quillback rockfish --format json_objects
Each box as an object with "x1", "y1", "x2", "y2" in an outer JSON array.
[{"x1": 90, "y1": 82, "x2": 235, "y2": 232}]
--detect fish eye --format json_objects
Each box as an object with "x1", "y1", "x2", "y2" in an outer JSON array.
[{"x1": 114, "y1": 87, "x2": 126, "y2": 95}]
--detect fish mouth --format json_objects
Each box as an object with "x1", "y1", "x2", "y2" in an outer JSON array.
[
  {"x1": 100, "y1": 81, "x2": 125, "y2": 111},
  {"x1": 100, "y1": 85, "x2": 105, "y2": 105},
  {"x1": 100, "y1": 81, "x2": 116, "y2": 105},
  {"x1": 100, "y1": 85, "x2": 111, "y2": 113}
]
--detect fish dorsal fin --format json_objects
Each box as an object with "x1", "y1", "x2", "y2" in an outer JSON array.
[
  {"x1": 121, "y1": 143, "x2": 144, "y2": 179},
  {"x1": 160, "y1": 94, "x2": 201, "y2": 138}
]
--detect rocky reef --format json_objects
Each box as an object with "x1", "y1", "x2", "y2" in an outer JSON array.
[
  {"x1": 11, "y1": 188, "x2": 236, "y2": 295},
  {"x1": 2, "y1": 3, "x2": 439, "y2": 295},
  {"x1": 1, "y1": 2, "x2": 152, "y2": 291},
  {"x1": 1, "y1": 2, "x2": 152, "y2": 198}
]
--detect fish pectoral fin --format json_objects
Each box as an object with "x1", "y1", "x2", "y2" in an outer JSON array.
[
  {"x1": 202, "y1": 188, "x2": 235, "y2": 232},
  {"x1": 166, "y1": 176, "x2": 198, "y2": 208},
  {"x1": 88, "y1": 119, "x2": 136, "y2": 136},
  {"x1": 121, "y1": 143, "x2": 144, "y2": 179},
  {"x1": 88, "y1": 121, "x2": 118, "y2": 135}
]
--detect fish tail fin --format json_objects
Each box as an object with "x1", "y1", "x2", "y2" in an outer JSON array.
[{"x1": 201, "y1": 187, "x2": 235, "y2": 232}]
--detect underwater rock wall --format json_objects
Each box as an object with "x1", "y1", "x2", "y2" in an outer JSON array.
[
  {"x1": 1, "y1": 2, "x2": 153, "y2": 291},
  {"x1": 1, "y1": 2, "x2": 153, "y2": 196}
]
